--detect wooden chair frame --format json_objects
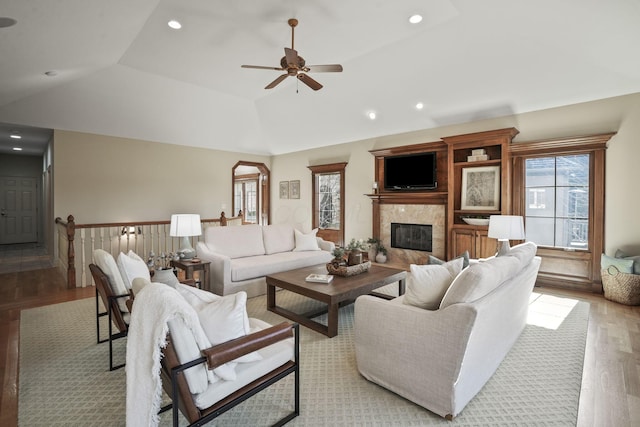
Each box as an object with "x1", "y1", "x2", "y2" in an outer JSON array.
[
  {"x1": 89, "y1": 263, "x2": 130, "y2": 371},
  {"x1": 162, "y1": 322, "x2": 300, "y2": 427}
]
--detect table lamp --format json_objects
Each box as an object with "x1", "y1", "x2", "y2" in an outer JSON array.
[
  {"x1": 487, "y1": 215, "x2": 525, "y2": 256},
  {"x1": 169, "y1": 214, "x2": 202, "y2": 260}
]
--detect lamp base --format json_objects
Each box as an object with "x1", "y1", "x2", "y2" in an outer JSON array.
[
  {"x1": 496, "y1": 240, "x2": 511, "y2": 257},
  {"x1": 178, "y1": 236, "x2": 196, "y2": 260}
]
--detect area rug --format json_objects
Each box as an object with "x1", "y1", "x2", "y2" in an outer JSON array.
[{"x1": 19, "y1": 288, "x2": 589, "y2": 426}]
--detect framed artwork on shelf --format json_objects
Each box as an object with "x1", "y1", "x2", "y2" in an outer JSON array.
[
  {"x1": 279, "y1": 181, "x2": 290, "y2": 199},
  {"x1": 289, "y1": 180, "x2": 300, "y2": 199},
  {"x1": 461, "y1": 166, "x2": 500, "y2": 210}
]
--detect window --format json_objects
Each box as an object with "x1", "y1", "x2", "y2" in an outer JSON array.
[
  {"x1": 525, "y1": 154, "x2": 590, "y2": 249},
  {"x1": 308, "y1": 162, "x2": 347, "y2": 246}
]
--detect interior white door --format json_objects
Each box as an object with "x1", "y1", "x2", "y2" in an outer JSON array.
[{"x1": 0, "y1": 176, "x2": 38, "y2": 244}]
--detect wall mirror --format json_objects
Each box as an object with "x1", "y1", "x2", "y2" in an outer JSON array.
[{"x1": 232, "y1": 161, "x2": 270, "y2": 224}]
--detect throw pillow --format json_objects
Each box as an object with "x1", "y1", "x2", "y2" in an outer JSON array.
[
  {"x1": 293, "y1": 228, "x2": 320, "y2": 251},
  {"x1": 601, "y1": 253, "x2": 634, "y2": 274},
  {"x1": 117, "y1": 250, "x2": 150, "y2": 290},
  {"x1": 614, "y1": 249, "x2": 640, "y2": 274},
  {"x1": 93, "y1": 249, "x2": 130, "y2": 312},
  {"x1": 428, "y1": 251, "x2": 470, "y2": 269},
  {"x1": 197, "y1": 291, "x2": 262, "y2": 374},
  {"x1": 403, "y1": 258, "x2": 464, "y2": 310}
]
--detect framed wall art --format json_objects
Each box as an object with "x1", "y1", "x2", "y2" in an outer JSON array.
[
  {"x1": 289, "y1": 180, "x2": 300, "y2": 199},
  {"x1": 461, "y1": 166, "x2": 500, "y2": 210},
  {"x1": 279, "y1": 181, "x2": 290, "y2": 199}
]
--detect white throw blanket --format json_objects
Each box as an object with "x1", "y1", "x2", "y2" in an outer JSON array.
[{"x1": 125, "y1": 282, "x2": 210, "y2": 427}]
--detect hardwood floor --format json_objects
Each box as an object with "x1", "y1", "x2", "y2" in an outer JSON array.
[{"x1": 1, "y1": 254, "x2": 639, "y2": 426}]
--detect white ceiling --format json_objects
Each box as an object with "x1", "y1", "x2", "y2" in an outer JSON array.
[{"x1": 1, "y1": 0, "x2": 639, "y2": 156}]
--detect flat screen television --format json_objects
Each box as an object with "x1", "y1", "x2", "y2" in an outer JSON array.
[{"x1": 384, "y1": 152, "x2": 437, "y2": 190}]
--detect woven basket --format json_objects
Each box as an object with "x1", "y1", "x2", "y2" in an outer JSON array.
[
  {"x1": 601, "y1": 266, "x2": 640, "y2": 306},
  {"x1": 326, "y1": 261, "x2": 371, "y2": 277}
]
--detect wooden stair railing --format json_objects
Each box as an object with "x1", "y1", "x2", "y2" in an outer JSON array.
[{"x1": 54, "y1": 212, "x2": 241, "y2": 289}]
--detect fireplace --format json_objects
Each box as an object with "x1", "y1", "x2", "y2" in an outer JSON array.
[{"x1": 390, "y1": 223, "x2": 433, "y2": 252}]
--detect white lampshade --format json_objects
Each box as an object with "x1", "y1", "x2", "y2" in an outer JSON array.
[
  {"x1": 487, "y1": 215, "x2": 525, "y2": 256},
  {"x1": 169, "y1": 214, "x2": 202, "y2": 237}
]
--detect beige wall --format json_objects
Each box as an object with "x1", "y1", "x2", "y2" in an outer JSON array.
[
  {"x1": 53, "y1": 130, "x2": 270, "y2": 224},
  {"x1": 51, "y1": 93, "x2": 640, "y2": 257},
  {"x1": 271, "y1": 92, "x2": 640, "y2": 256}
]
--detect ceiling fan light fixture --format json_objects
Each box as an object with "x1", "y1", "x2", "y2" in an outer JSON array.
[
  {"x1": 167, "y1": 19, "x2": 182, "y2": 30},
  {"x1": 409, "y1": 14, "x2": 423, "y2": 24}
]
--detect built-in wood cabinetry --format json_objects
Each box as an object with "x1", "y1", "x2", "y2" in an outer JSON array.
[{"x1": 443, "y1": 128, "x2": 519, "y2": 259}]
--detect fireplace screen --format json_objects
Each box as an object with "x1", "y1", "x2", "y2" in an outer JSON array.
[{"x1": 391, "y1": 223, "x2": 433, "y2": 252}]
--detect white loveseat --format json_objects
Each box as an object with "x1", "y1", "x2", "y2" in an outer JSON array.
[
  {"x1": 354, "y1": 242, "x2": 541, "y2": 419},
  {"x1": 196, "y1": 224, "x2": 334, "y2": 297}
]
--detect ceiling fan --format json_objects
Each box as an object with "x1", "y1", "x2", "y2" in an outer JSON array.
[{"x1": 241, "y1": 18, "x2": 343, "y2": 91}]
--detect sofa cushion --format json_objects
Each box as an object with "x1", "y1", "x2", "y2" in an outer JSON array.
[
  {"x1": 262, "y1": 224, "x2": 296, "y2": 255},
  {"x1": 439, "y1": 255, "x2": 521, "y2": 309},
  {"x1": 428, "y1": 251, "x2": 470, "y2": 269},
  {"x1": 204, "y1": 224, "x2": 265, "y2": 259},
  {"x1": 117, "y1": 250, "x2": 150, "y2": 289},
  {"x1": 293, "y1": 229, "x2": 320, "y2": 251},
  {"x1": 93, "y1": 249, "x2": 130, "y2": 312},
  {"x1": 193, "y1": 317, "x2": 294, "y2": 410},
  {"x1": 403, "y1": 258, "x2": 464, "y2": 310},
  {"x1": 230, "y1": 250, "x2": 334, "y2": 282}
]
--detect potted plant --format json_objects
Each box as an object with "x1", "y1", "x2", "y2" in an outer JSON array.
[
  {"x1": 346, "y1": 239, "x2": 366, "y2": 265},
  {"x1": 367, "y1": 237, "x2": 381, "y2": 261},
  {"x1": 375, "y1": 244, "x2": 388, "y2": 263},
  {"x1": 331, "y1": 247, "x2": 346, "y2": 267}
]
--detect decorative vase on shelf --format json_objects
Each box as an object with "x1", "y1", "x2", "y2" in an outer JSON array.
[{"x1": 375, "y1": 252, "x2": 387, "y2": 263}]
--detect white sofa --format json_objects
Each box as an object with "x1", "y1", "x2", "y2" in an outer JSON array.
[
  {"x1": 196, "y1": 224, "x2": 335, "y2": 297},
  {"x1": 354, "y1": 242, "x2": 541, "y2": 419}
]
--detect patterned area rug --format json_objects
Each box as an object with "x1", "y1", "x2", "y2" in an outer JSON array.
[{"x1": 19, "y1": 287, "x2": 589, "y2": 426}]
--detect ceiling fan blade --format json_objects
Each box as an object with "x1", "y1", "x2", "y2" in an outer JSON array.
[
  {"x1": 265, "y1": 74, "x2": 289, "y2": 89},
  {"x1": 284, "y1": 47, "x2": 298, "y2": 67},
  {"x1": 297, "y1": 73, "x2": 323, "y2": 91},
  {"x1": 306, "y1": 64, "x2": 343, "y2": 73},
  {"x1": 241, "y1": 65, "x2": 284, "y2": 71}
]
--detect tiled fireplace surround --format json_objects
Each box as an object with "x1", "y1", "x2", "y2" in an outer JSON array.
[{"x1": 379, "y1": 204, "x2": 446, "y2": 266}]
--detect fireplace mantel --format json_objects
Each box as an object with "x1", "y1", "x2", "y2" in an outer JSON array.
[{"x1": 366, "y1": 191, "x2": 447, "y2": 205}]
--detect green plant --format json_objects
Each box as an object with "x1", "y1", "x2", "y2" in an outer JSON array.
[
  {"x1": 332, "y1": 247, "x2": 345, "y2": 259},
  {"x1": 346, "y1": 238, "x2": 367, "y2": 251},
  {"x1": 377, "y1": 244, "x2": 388, "y2": 255}
]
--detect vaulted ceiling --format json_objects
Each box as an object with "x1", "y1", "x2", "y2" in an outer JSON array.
[{"x1": 1, "y1": 0, "x2": 639, "y2": 156}]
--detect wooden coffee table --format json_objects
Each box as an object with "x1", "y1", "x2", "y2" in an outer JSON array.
[{"x1": 266, "y1": 264, "x2": 406, "y2": 337}]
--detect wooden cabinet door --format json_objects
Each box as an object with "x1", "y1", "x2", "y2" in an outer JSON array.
[
  {"x1": 451, "y1": 228, "x2": 476, "y2": 258},
  {"x1": 475, "y1": 230, "x2": 498, "y2": 259}
]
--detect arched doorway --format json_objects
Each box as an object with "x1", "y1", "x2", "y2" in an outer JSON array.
[{"x1": 232, "y1": 161, "x2": 270, "y2": 225}]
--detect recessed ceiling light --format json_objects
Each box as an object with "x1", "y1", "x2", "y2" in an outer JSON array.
[
  {"x1": 367, "y1": 111, "x2": 377, "y2": 120},
  {"x1": 168, "y1": 19, "x2": 182, "y2": 30},
  {"x1": 409, "y1": 14, "x2": 423, "y2": 24},
  {"x1": 12, "y1": 147, "x2": 23, "y2": 151},
  {"x1": 415, "y1": 102, "x2": 424, "y2": 110}
]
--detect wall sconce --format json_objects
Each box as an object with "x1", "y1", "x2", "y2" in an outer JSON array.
[{"x1": 121, "y1": 226, "x2": 142, "y2": 235}]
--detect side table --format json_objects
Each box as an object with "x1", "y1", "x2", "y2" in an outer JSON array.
[{"x1": 170, "y1": 259, "x2": 210, "y2": 289}]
